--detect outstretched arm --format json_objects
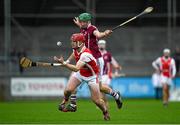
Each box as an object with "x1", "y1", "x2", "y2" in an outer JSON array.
[
  {"x1": 93, "y1": 29, "x2": 113, "y2": 39},
  {"x1": 111, "y1": 57, "x2": 122, "y2": 74},
  {"x1": 54, "y1": 56, "x2": 85, "y2": 72},
  {"x1": 66, "y1": 52, "x2": 74, "y2": 63}
]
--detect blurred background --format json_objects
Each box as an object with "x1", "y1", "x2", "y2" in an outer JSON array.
[{"x1": 0, "y1": 0, "x2": 180, "y2": 100}]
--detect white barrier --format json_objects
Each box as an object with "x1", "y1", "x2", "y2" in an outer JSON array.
[{"x1": 11, "y1": 77, "x2": 67, "y2": 96}]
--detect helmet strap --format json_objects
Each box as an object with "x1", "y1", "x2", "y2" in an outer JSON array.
[{"x1": 77, "y1": 41, "x2": 83, "y2": 48}]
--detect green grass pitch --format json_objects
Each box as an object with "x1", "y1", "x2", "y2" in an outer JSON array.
[{"x1": 0, "y1": 99, "x2": 180, "y2": 124}]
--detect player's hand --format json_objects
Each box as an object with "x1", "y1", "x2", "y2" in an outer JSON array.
[
  {"x1": 118, "y1": 66, "x2": 122, "y2": 71},
  {"x1": 104, "y1": 30, "x2": 113, "y2": 37},
  {"x1": 156, "y1": 70, "x2": 161, "y2": 74},
  {"x1": 54, "y1": 56, "x2": 64, "y2": 64},
  {"x1": 114, "y1": 71, "x2": 119, "y2": 77},
  {"x1": 73, "y1": 17, "x2": 81, "y2": 27}
]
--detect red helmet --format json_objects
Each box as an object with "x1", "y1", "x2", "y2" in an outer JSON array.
[{"x1": 71, "y1": 33, "x2": 85, "y2": 42}]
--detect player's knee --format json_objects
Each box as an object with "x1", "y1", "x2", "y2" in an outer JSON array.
[
  {"x1": 163, "y1": 84, "x2": 168, "y2": 90},
  {"x1": 99, "y1": 86, "x2": 106, "y2": 93}
]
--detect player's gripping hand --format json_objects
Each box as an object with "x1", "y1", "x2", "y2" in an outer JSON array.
[
  {"x1": 54, "y1": 56, "x2": 65, "y2": 65},
  {"x1": 104, "y1": 30, "x2": 113, "y2": 37}
]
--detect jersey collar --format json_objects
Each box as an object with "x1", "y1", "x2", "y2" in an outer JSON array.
[{"x1": 162, "y1": 56, "x2": 170, "y2": 60}]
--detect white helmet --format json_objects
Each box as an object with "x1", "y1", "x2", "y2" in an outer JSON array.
[
  {"x1": 98, "y1": 40, "x2": 106, "y2": 45},
  {"x1": 163, "y1": 48, "x2": 171, "y2": 54}
]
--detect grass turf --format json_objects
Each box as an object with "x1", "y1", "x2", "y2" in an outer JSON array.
[{"x1": 0, "y1": 99, "x2": 180, "y2": 124}]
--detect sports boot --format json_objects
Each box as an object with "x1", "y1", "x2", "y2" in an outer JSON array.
[
  {"x1": 115, "y1": 91, "x2": 123, "y2": 109},
  {"x1": 103, "y1": 111, "x2": 110, "y2": 121},
  {"x1": 63, "y1": 103, "x2": 77, "y2": 112},
  {"x1": 58, "y1": 99, "x2": 67, "y2": 111}
]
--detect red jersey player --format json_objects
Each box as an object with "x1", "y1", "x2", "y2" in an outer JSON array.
[
  {"x1": 152, "y1": 48, "x2": 176, "y2": 106},
  {"x1": 54, "y1": 33, "x2": 110, "y2": 120},
  {"x1": 98, "y1": 39, "x2": 122, "y2": 107}
]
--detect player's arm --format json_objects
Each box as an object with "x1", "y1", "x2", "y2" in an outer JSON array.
[
  {"x1": 111, "y1": 57, "x2": 122, "y2": 75},
  {"x1": 171, "y1": 59, "x2": 176, "y2": 78},
  {"x1": 63, "y1": 61, "x2": 84, "y2": 72},
  {"x1": 111, "y1": 57, "x2": 122, "y2": 70},
  {"x1": 106, "y1": 62, "x2": 112, "y2": 78},
  {"x1": 54, "y1": 56, "x2": 85, "y2": 72},
  {"x1": 93, "y1": 29, "x2": 112, "y2": 39},
  {"x1": 152, "y1": 58, "x2": 161, "y2": 71},
  {"x1": 66, "y1": 52, "x2": 74, "y2": 63},
  {"x1": 65, "y1": 52, "x2": 91, "y2": 72}
]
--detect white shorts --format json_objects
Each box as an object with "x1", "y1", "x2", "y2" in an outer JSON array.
[
  {"x1": 96, "y1": 57, "x2": 104, "y2": 82},
  {"x1": 101, "y1": 75, "x2": 111, "y2": 85},
  {"x1": 160, "y1": 75, "x2": 173, "y2": 86},
  {"x1": 72, "y1": 72, "x2": 98, "y2": 87}
]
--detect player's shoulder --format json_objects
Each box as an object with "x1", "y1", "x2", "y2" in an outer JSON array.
[
  {"x1": 170, "y1": 57, "x2": 175, "y2": 62},
  {"x1": 88, "y1": 25, "x2": 97, "y2": 30},
  {"x1": 154, "y1": 57, "x2": 161, "y2": 62},
  {"x1": 158, "y1": 57, "x2": 162, "y2": 60},
  {"x1": 82, "y1": 49, "x2": 92, "y2": 56},
  {"x1": 83, "y1": 48, "x2": 92, "y2": 53},
  {"x1": 105, "y1": 51, "x2": 112, "y2": 57},
  {"x1": 81, "y1": 50, "x2": 94, "y2": 60}
]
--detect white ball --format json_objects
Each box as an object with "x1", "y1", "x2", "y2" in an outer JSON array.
[{"x1": 57, "y1": 41, "x2": 62, "y2": 46}]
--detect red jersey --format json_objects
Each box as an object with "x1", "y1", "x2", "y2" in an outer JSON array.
[
  {"x1": 160, "y1": 57, "x2": 172, "y2": 77},
  {"x1": 73, "y1": 48, "x2": 99, "y2": 77},
  {"x1": 80, "y1": 25, "x2": 102, "y2": 59},
  {"x1": 101, "y1": 51, "x2": 112, "y2": 75}
]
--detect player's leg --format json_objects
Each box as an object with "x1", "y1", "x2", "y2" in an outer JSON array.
[
  {"x1": 59, "y1": 74, "x2": 81, "y2": 111},
  {"x1": 68, "y1": 91, "x2": 77, "y2": 110},
  {"x1": 97, "y1": 57, "x2": 123, "y2": 109},
  {"x1": 161, "y1": 75, "x2": 170, "y2": 106},
  {"x1": 65, "y1": 72, "x2": 78, "y2": 112},
  {"x1": 63, "y1": 90, "x2": 77, "y2": 112},
  {"x1": 166, "y1": 85, "x2": 170, "y2": 100},
  {"x1": 155, "y1": 87, "x2": 158, "y2": 99},
  {"x1": 101, "y1": 83, "x2": 122, "y2": 109},
  {"x1": 162, "y1": 84, "x2": 169, "y2": 106},
  {"x1": 100, "y1": 92, "x2": 109, "y2": 108},
  {"x1": 163, "y1": 78, "x2": 172, "y2": 106},
  {"x1": 88, "y1": 79, "x2": 110, "y2": 120},
  {"x1": 100, "y1": 75, "x2": 116, "y2": 96},
  {"x1": 99, "y1": 75, "x2": 109, "y2": 109}
]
